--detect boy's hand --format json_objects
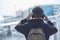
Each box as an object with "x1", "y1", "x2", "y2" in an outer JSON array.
[
  {"x1": 25, "y1": 13, "x2": 33, "y2": 21},
  {"x1": 44, "y1": 16, "x2": 49, "y2": 21}
]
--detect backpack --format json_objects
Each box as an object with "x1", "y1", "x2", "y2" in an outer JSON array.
[{"x1": 27, "y1": 28, "x2": 46, "y2": 40}]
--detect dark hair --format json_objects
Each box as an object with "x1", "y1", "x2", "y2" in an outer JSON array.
[{"x1": 32, "y1": 7, "x2": 45, "y2": 18}]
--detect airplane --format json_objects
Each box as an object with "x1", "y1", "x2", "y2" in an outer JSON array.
[{"x1": 0, "y1": 15, "x2": 58, "y2": 35}]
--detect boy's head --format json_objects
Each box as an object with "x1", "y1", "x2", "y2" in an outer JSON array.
[{"x1": 32, "y1": 7, "x2": 44, "y2": 18}]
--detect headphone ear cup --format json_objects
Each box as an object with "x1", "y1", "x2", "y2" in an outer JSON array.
[
  {"x1": 32, "y1": 15, "x2": 35, "y2": 18},
  {"x1": 41, "y1": 14, "x2": 45, "y2": 18}
]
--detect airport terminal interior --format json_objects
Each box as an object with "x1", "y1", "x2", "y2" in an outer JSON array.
[{"x1": 0, "y1": 1, "x2": 60, "y2": 40}]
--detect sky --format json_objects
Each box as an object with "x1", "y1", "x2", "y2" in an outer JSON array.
[{"x1": 0, "y1": 0, "x2": 60, "y2": 17}]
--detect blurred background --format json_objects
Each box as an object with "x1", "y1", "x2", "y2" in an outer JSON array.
[{"x1": 0, "y1": 0, "x2": 60, "y2": 40}]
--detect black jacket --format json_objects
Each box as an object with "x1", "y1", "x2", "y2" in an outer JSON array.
[{"x1": 15, "y1": 19, "x2": 58, "y2": 40}]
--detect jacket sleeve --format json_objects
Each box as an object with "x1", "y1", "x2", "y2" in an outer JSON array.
[
  {"x1": 20, "y1": 19, "x2": 28, "y2": 24},
  {"x1": 15, "y1": 19, "x2": 29, "y2": 34},
  {"x1": 47, "y1": 20, "x2": 58, "y2": 35}
]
